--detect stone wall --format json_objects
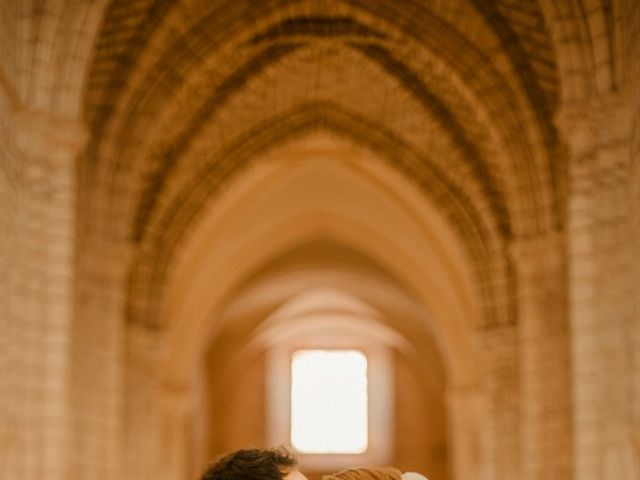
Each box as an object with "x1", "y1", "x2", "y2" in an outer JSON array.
[
  {"x1": 562, "y1": 84, "x2": 640, "y2": 480},
  {"x1": 1, "y1": 2, "x2": 639, "y2": 480},
  {"x1": 0, "y1": 57, "x2": 18, "y2": 480}
]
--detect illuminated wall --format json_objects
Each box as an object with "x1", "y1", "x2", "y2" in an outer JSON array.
[{"x1": 0, "y1": 2, "x2": 638, "y2": 480}]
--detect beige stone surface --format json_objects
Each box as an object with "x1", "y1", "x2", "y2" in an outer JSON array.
[{"x1": 1, "y1": 1, "x2": 638, "y2": 480}]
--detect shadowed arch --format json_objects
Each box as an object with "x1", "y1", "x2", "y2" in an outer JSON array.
[
  {"x1": 199, "y1": 241, "x2": 454, "y2": 474},
  {"x1": 202, "y1": 238, "x2": 453, "y2": 387},
  {"x1": 127, "y1": 101, "x2": 515, "y2": 331},
  {"x1": 131, "y1": 39, "x2": 511, "y2": 244},
  {"x1": 202, "y1": 237, "x2": 450, "y2": 392},
  {"x1": 86, "y1": 0, "x2": 562, "y2": 240}
]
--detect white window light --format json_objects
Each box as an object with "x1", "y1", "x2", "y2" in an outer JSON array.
[{"x1": 290, "y1": 350, "x2": 368, "y2": 454}]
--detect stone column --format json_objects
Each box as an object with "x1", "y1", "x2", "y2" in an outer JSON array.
[
  {"x1": 478, "y1": 324, "x2": 520, "y2": 480},
  {"x1": 511, "y1": 233, "x2": 573, "y2": 480},
  {"x1": 156, "y1": 384, "x2": 195, "y2": 480},
  {"x1": 69, "y1": 237, "x2": 129, "y2": 480},
  {"x1": 560, "y1": 91, "x2": 640, "y2": 480},
  {"x1": 7, "y1": 108, "x2": 87, "y2": 480},
  {"x1": 0, "y1": 85, "x2": 19, "y2": 480},
  {"x1": 446, "y1": 384, "x2": 486, "y2": 480},
  {"x1": 121, "y1": 324, "x2": 168, "y2": 480}
]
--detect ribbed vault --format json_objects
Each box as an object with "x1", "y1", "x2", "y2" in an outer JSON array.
[
  {"x1": 128, "y1": 102, "x2": 510, "y2": 330},
  {"x1": 82, "y1": 0, "x2": 562, "y2": 235},
  {"x1": 3, "y1": 1, "x2": 636, "y2": 480},
  {"x1": 79, "y1": 0, "x2": 573, "y2": 333}
]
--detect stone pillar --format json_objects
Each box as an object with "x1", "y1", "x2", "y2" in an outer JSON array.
[
  {"x1": 0, "y1": 83, "x2": 18, "y2": 480},
  {"x1": 156, "y1": 384, "x2": 195, "y2": 480},
  {"x1": 69, "y1": 237, "x2": 129, "y2": 480},
  {"x1": 123, "y1": 324, "x2": 163, "y2": 480},
  {"x1": 511, "y1": 233, "x2": 573, "y2": 480},
  {"x1": 479, "y1": 324, "x2": 520, "y2": 480},
  {"x1": 6, "y1": 108, "x2": 87, "y2": 480},
  {"x1": 560, "y1": 92, "x2": 640, "y2": 480},
  {"x1": 446, "y1": 384, "x2": 486, "y2": 480}
]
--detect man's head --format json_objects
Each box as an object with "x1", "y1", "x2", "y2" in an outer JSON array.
[{"x1": 201, "y1": 447, "x2": 303, "y2": 480}]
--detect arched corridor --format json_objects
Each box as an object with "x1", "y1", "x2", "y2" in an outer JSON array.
[{"x1": 1, "y1": 2, "x2": 639, "y2": 480}]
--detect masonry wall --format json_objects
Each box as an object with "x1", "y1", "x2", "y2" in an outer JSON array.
[
  {"x1": 1, "y1": 4, "x2": 27, "y2": 474},
  {"x1": 563, "y1": 83, "x2": 640, "y2": 480},
  {"x1": 632, "y1": 91, "x2": 640, "y2": 476},
  {"x1": 1, "y1": 2, "x2": 639, "y2": 480},
  {"x1": 0, "y1": 56, "x2": 19, "y2": 480},
  {"x1": 0, "y1": 5, "x2": 87, "y2": 474},
  {"x1": 0, "y1": 108, "x2": 81, "y2": 480}
]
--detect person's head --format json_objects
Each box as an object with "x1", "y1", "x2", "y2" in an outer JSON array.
[
  {"x1": 201, "y1": 447, "x2": 303, "y2": 480},
  {"x1": 323, "y1": 467, "x2": 402, "y2": 480}
]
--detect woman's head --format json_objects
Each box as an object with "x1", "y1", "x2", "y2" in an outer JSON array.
[{"x1": 323, "y1": 467, "x2": 402, "y2": 480}]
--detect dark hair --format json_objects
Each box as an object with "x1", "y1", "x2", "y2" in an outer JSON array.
[{"x1": 201, "y1": 447, "x2": 297, "y2": 480}]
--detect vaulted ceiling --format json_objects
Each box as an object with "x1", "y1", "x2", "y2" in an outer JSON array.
[{"x1": 78, "y1": 0, "x2": 576, "y2": 330}]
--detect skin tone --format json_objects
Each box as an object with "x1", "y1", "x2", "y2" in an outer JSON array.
[{"x1": 285, "y1": 468, "x2": 309, "y2": 480}]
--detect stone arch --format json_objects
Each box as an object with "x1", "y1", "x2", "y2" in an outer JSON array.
[
  {"x1": 154, "y1": 131, "x2": 483, "y2": 383},
  {"x1": 15, "y1": 0, "x2": 109, "y2": 116},
  {"x1": 4, "y1": 2, "x2": 637, "y2": 480},
  {"x1": 539, "y1": 0, "x2": 618, "y2": 101},
  {"x1": 83, "y1": 0, "x2": 563, "y2": 246},
  {"x1": 201, "y1": 265, "x2": 451, "y2": 478},
  {"x1": 144, "y1": 131, "x2": 486, "y2": 480},
  {"x1": 127, "y1": 106, "x2": 513, "y2": 334}
]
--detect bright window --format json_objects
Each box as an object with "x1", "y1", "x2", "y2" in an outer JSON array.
[{"x1": 290, "y1": 349, "x2": 368, "y2": 454}]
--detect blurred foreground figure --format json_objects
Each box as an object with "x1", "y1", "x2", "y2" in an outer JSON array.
[
  {"x1": 200, "y1": 447, "x2": 307, "y2": 480},
  {"x1": 324, "y1": 467, "x2": 428, "y2": 480}
]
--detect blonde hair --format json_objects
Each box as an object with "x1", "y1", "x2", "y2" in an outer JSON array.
[{"x1": 323, "y1": 467, "x2": 403, "y2": 480}]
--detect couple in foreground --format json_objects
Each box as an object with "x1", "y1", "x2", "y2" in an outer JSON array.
[{"x1": 200, "y1": 447, "x2": 428, "y2": 480}]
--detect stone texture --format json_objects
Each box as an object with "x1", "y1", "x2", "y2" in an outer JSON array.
[{"x1": 1, "y1": 1, "x2": 638, "y2": 480}]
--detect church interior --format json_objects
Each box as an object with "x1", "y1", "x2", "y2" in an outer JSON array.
[{"x1": 1, "y1": 1, "x2": 639, "y2": 480}]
